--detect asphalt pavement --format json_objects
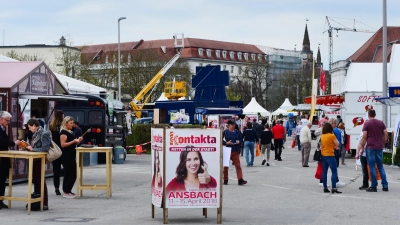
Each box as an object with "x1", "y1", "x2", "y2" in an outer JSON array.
[{"x1": 2, "y1": 136, "x2": 400, "y2": 225}]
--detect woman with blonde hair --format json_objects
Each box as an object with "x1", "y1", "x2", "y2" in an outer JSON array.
[
  {"x1": 49, "y1": 110, "x2": 64, "y2": 195},
  {"x1": 60, "y1": 116, "x2": 83, "y2": 199}
]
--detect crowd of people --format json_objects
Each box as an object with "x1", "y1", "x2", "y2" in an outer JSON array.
[{"x1": 0, "y1": 110, "x2": 83, "y2": 211}]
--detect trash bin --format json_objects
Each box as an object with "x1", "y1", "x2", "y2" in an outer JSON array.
[
  {"x1": 83, "y1": 152, "x2": 98, "y2": 166},
  {"x1": 113, "y1": 146, "x2": 125, "y2": 164}
]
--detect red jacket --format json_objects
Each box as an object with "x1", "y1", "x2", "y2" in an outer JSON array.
[{"x1": 271, "y1": 124, "x2": 285, "y2": 139}]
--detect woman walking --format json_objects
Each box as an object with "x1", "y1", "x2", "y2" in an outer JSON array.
[
  {"x1": 259, "y1": 123, "x2": 273, "y2": 166},
  {"x1": 320, "y1": 123, "x2": 341, "y2": 194},
  {"x1": 338, "y1": 122, "x2": 347, "y2": 165},
  {"x1": 49, "y1": 110, "x2": 64, "y2": 195},
  {"x1": 60, "y1": 116, "x2": 82, "y2": 199}
]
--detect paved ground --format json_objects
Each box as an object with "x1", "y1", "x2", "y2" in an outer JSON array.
[{"x1": 2, "y1": 136, "x2": 400, "y2": 225}]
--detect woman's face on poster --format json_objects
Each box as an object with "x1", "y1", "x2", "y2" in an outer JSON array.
[{"x1": 185, "y1": 152, "x2": 200, "y2": 175}]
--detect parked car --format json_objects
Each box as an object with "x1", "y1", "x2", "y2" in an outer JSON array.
[{"x1": 132, "y1": 117, "x2": 153, "y2": 124}]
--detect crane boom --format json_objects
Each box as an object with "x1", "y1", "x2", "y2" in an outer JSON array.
[
  {"x1": 325, "y1": 16, "x2": 375, "y2": 71},
  {"x1": 129, "y1": 34, "x2": 184, "y2": 119}
]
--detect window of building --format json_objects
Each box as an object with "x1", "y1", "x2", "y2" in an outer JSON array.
[
  {"x1": 128, "y1": 53, "x2": 131, "y2": 63},
  {"x1": 121, "y1": 54, "x2": 124, "y2": 62},
  {"x1": 230, "y1": 65, "x2": 234, "y2": 73},
  {"x1": 244, "y1": 53, "x2": 248, "y2": 61},
  {"x1": 264, "y1": 55, "x2": 268, "y2": 61},
  {"x1": 198, "y1": 48, "x2": 203, "y2": 56},
  {"x1": 230, "y1": 51, "x2": 235, "y2": 59},
  {"x1": 258, "y1": 54, "x2": 262, "y2": 61},
  {"x1": 237, "y1": 52, "x2": 242, "y2": 60},
  {"x1": 222, "y1": 65, "x2": 226, "y2": 71},
  {"x1": 106, "y1": 55, "x2": 109, "y2": 64},
  {"x1": 251, "y1": 54, "x2": 256, "y2": 61},
  {"x1": 216, "y1": 50, "x2": 220, "y2": 58},
  {"x1": 206, "y1": 49, "x2": 211, "y2": 57},
  {"x1": 199, "y1": 63, "x2": 203, "y2": 67},
  {"x1": 113, "y1": 55, "x2": 116, "y2": 63},
  {"x1": 222, "y1": 51, "x2": 227, "y2": 58}
]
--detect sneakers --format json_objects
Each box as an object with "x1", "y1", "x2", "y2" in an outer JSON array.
[
  {"x1": 366, "y1": 187, "x2": 377, "y2": 192},
  {"x1": 266, "y1": 163, "x2": 270, "y2": 166},
  {"x1": 238, "y1": 179, "x2": 247, "y2": 185},
  {"x1": 262, "y1": 159, "x2": 266, "y2": 165},
  {"x1": 55, "y1": 189, "x2": 61, "y2": 196},
  {"x1": 359, "y1": 185, "x2": 368, "y2": 190},
  {"x1": 223, "y1": 180, "x2": 228, "y2": 185},
  {"x1": 63, "y1": 193, "x2": 76, "y2": 199},
  {"x1": 336, "y1": 181, "x2": 345, "y2": 187},
  {"x1": 383, "y1": 187, "x2": 389, "y2": 192},
  {"x1": 319, "y1": 183, "x2": 330, "y2": 187}
]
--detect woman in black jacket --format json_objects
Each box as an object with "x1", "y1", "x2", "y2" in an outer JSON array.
[{"x1": 49, "y1": 110, "x2": 64, "y2": 195}]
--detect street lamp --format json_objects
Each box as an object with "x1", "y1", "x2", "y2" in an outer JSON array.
[{"x1": 118, "y1": 17, "x2": 127, "y2": 101}]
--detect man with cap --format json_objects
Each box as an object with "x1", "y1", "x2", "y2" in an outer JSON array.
[{"x1": 222, "y1": 120, "x2": 247, "y2": 185}]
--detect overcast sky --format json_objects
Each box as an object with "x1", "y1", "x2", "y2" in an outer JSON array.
[{"x1": 1, "y1": 0, "x2": 400, "y2": 67}]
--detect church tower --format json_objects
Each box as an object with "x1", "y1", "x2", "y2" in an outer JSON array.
[
  {"x1": 315, "y1": 46, "x2": 322, "y2": 72},
  {"x1": 301, "y1": 24, "x2": 313, "y2": 69}
]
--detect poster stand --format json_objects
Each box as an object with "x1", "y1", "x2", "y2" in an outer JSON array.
[{"x1": 151, "y1": 128, "x2": 222, "y2": 224}]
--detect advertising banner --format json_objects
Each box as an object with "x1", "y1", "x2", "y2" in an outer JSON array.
[
  {"x1": 165, "y1": 128, "x2": 221, "y2": 208},
  {"x1": 151, "y1": 128, "x2": 164, "y2": 208},
  {"x1": 219, "y1": 115, "x2": 233, "y2": 130},
  {"x1": 207, "y1": 115, "x2": 219, "y2": 128},
  {"x1": 170, "y1": 109, "x2": 190, "y2": 124},
  {"x1": 242, "y1": 115, "x2": 258, "y2": 131}
]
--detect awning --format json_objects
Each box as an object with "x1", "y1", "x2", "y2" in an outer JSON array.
[
  {"x1": 195, "y1": 107, "x2": 242, "y2": 115},
  {"x1": 19, "y1": 94, "x2": 88, "y2": 101},
  {"x1": 375, "y1": 97, "x2": 400, "y2": 106}
]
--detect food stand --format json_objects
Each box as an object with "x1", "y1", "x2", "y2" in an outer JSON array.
[{"x1": 0, "y1": 61, "x2": 87, "y2": 181}]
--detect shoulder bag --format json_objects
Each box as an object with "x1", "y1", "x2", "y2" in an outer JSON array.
[
  {"x1": 42, "y1": 132, "x2": 62, "y2": 162},
  {"x1": 313, "y1": 140, "x2": 321, "y2": 161}
]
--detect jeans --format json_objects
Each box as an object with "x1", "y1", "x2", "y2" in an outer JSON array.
[
  {"x1": 244, "y1": 141, "x2": 255, "y2": 165},
  {"x1": 360, "y1": 156, "x2": 369, "y2": 187},
  {"x1": 340, "y1": 144, "x2": 346, "y2": 163},
  {"x1": 321, "y1": 156, "x2": 338, "y2": 189},
  {"x1": 334, "y1": 149, "x2": 340, "y2": 167},
  {"x1": 296, "y1": 135, "x2": 301, "y2": 151},
  {"x1": 366, "y1": 149, "x2": 388, "y2": 188}
]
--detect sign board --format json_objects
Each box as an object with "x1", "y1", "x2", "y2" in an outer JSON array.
[
  {"x1": 151, "y1": 128, "x2": 164, "y2": 208},
  {"x1": 165, "y1": 128, "x2": 221, "y2": 208},
  {"x1": 389, "y1": 86, "x2": 400, "y2": 98},
  {"x1": 31, "y1": 73, "x2": 48, "y2": 94},
  {"x1": 207, "y1": 115, "x2": 219, "y2": 128}
]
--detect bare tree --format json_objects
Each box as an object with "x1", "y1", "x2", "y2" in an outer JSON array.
[
  {"x1": 230, "y1": 61, "x2": 276, "y2": 109},
  {"x1": 5, "y1": 50, "x2": 44, "y2": 61},
  {"x1": 52, "y1": 35, "x2": 86, "y2": 77}
]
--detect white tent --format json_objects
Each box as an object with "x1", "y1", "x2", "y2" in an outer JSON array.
[
  {"x1": 271, "y1": 108, "x2": 298, "y2": 116},
  {"x1": 242, "y1": 97, "x2": 270, "y2": 116},
  {"x1": 280, "y1": 98, "x2": 294, "y2": 110},
  {"x1": 55, "y1": 73, "x2": 106, "y2": 95}
]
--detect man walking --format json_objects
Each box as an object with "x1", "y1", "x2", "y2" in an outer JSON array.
[
  {"x1": 300, "y1": 122, "x2": 312, "y2": 167},
  {"x1": 0, "y1": 111, "x2": 21, "y2": 209},
  {"x1": 360, "y1": 109, "x2": 389, "y2": 192},
  {"x1": 272, "y1": 120, "x2": 286, "y2": 161}
]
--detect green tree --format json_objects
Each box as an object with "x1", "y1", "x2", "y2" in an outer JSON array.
[{"x1": 5, "y1": 50, "x2": 44, "y2": 61}]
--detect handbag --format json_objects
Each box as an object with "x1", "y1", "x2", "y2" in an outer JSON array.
[
  {"x1": 315, "y1": 161, "x2": 322, "y2": 179},
  {"x1": 47, "y1": 140, "x2": 62, "y2": 162},
  {"x1": 270, "y1": 143, "x2": 275, "y2": 151},
  {"x1": 313, "y1": 149, "x2": 321, "y2": 161},
  {"x1": 256, "y1": 143, "x2": 261, "y2": 157}
]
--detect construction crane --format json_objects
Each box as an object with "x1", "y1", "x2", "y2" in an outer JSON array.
[
  {"x1": 128, "y1": 33, "x2": 185, "y2": 119},
  {"x1": 325, "y1": 16, "x2": 375, "y2": 70}
]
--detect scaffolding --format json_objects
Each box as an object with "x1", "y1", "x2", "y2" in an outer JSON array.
[{"x1": 257, "y1": 45, "x2": 302, "y2": 76}]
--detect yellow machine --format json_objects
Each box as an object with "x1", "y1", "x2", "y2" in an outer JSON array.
[
  {"x1": 164, "y1": 79, "x2": 186, "y2": 100},
  {"x1": 128, "y1": 34, "x2": 185, "y2": 119}
]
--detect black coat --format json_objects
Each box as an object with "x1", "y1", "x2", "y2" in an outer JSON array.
[{"x1": 0, "y1": 128, "x2": 16, "y2": 169}]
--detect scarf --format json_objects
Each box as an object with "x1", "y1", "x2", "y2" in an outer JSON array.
[{"x1": 30, "y1": 126, "x2": 43, "y2": 147}]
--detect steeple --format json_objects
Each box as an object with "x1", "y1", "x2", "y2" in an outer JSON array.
[
  {"x1": 317, "y1": 46, "x2": 321, "y2": 64},
  {"x1": 302, "y1": 24, "x2": 310, "y2": 51}
]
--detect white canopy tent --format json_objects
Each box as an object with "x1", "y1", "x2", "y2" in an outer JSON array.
[
  {"x1": 242, "y1": 97, "x2": 270, "y2": 116},
  {"x1": 271, "y1": 108, "x2": 298, "y2": 116},
  {"x1": 55, "y1": 73, "x2": 106, "y2": 95},
  {"x1": 280, "y1": 98, "x2": 294, "y2": 110}
]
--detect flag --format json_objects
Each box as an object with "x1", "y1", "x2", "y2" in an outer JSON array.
[{"x1": 319, "y1": 67, "x2": 326, "y2": 93}]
